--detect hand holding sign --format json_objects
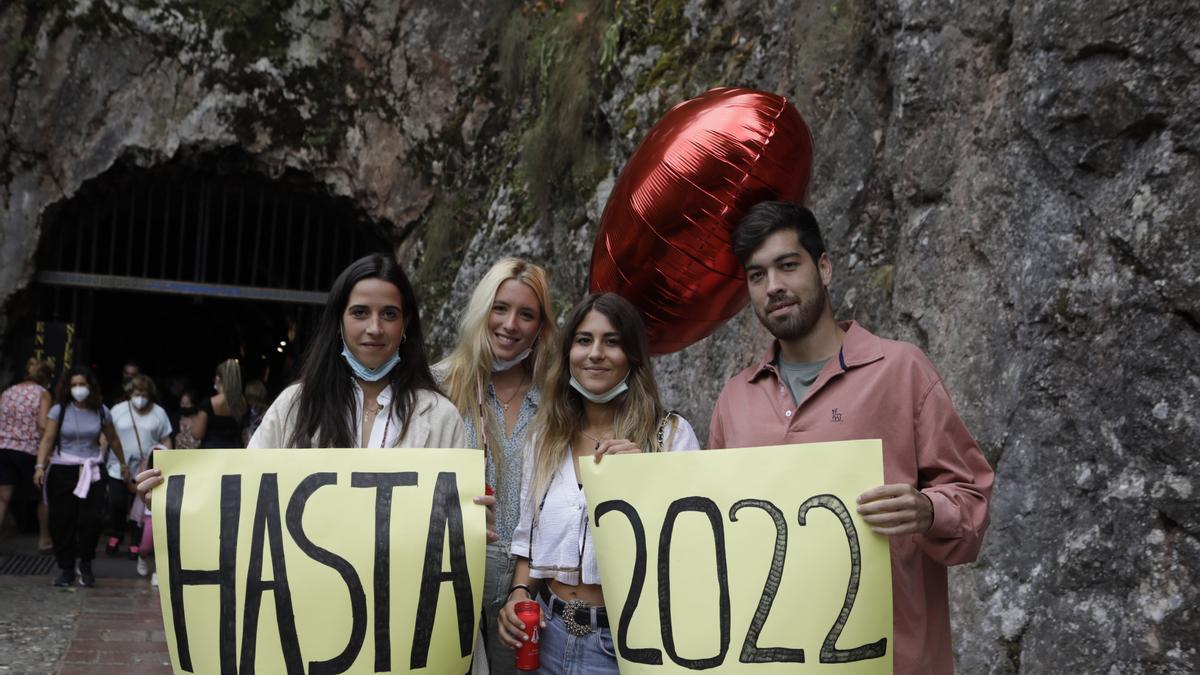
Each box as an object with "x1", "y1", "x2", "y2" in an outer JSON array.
[
  {"x1": 580, "y1": 440, "x2": 893, "y2": 674},
  {"x1": 153, "y1": 448, "x2": 487, "y2": 674}
]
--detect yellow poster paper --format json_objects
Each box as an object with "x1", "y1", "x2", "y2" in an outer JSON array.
[
  {"x1": 151, "y1": 448, "x2": 486, "y2": 675},
  {"x1": 580, "y1": 440, "x2": 892, "y2": 673}
]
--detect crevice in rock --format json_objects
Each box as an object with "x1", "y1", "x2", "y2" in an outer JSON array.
[
  {"x1": 1000, "y1": 623, "x2": 1026, "y2": 674},
  {"x1": 1068, "y1": 41, "x2": 1132, "y2": 63},
  {"x1": 1171, "y1": 308, "x2": 1200, "y2": 334}
]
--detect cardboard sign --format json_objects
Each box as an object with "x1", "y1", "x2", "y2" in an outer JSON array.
[
  {"x1": 152, "y1": 448, "x2": 486, "y2": 675},
  {"x1": 580, "y1": 440, "x2": 892, "y2": 673}
]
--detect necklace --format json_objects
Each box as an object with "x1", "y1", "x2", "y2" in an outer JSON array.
[
  {"x1": 579, "y1": 428, "x2": 613, "y2": 451},
  {"x1": 496, "y1": 371, "x2": 528, "y2": 412}
]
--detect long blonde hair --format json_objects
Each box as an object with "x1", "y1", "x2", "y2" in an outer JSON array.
[
  {"x1": 216, "y1": 358, "x2": 247, "y2": 419},
  {"x1": 529, "y1": 292, "x2": 675, "y2": 507},
  {"x1": 439, "y1": 258, "x2": 555, "y2": 490}
]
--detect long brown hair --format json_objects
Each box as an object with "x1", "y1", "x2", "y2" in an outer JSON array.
[
  {"x1": 438, "y1": 258, "x2": 555, "y2": 491},
  {"x1": 288, "y1": 254, "x2": 439, "y2": 448},
  {"x1": 528, "y1": 292, "x2": 675, "y2": 506}
]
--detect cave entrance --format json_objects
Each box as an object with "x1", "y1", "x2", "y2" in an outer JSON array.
[{"x1": 12, "y1": 152, "x2": 393, "y2": 403}]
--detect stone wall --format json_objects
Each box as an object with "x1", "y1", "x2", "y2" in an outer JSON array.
[{"x1": 1, "y1": 1, "x2": 1196, "y2": 671}]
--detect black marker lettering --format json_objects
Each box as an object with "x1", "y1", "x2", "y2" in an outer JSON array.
[
  {"x1": 658, "y1": 497, "x2": 730, "y2": 670},
  {"x1": 166, "y1": 474, "x2": 240, "y2": 674},
  {"x1": 410, "y1": 472, "x2": 474, "y2": 669},
  {"x1": 730, "y1": 499, "x2": 805, "y2": 663},
  {"x1": 594, "y1": 500, "x2": 663, "y2": 665},
  {"x1": 797, "y1": 494, "x2": 887, "y2": 663},
  {"x1": 351, "y1": 471, "x2": 418, "y2": 672},
  {"x1": 239, "y1": 474, "x2": 303, "y2": 674},
  {"x1": 287, "y1": 473, "x2": 367, "y2": 674}
]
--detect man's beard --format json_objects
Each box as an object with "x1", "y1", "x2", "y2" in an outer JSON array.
[{"x1": 756, "y1": 288, "x2": 826, "y2": 343}]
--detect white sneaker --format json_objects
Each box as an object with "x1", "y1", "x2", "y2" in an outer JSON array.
[
  {"x1": 150, "y1": 572, "x2": 158, "y2": 588},
  {"x1": 136, "y1": 557, "x2": 149, "y2": 576}
]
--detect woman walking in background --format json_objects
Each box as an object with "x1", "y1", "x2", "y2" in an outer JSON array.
[
  {"x1": 498, "y1": 293, "x2": 701, "y2": 674},
  {"x1": 436, "y1": 258, "x2": 556, "y2": 674},
  {"x1": 0, "y1": 356, "x2": 54, "y2": 550},
  {"x1": 173, "y1": 388, "x2": 204, "y2": 449},
  {"x1": 33, "y1": 366, "x2": 130, "y2": 587},
  {"x1": 105, "y1": 374, "x2": 171, "y2": 569},
  {"x1": 196, "y1": 358, "x2": 247, "y2": 449}
]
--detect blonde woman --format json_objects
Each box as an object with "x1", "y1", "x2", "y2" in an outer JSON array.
[
  {"x1": 499, "y1": 292, "x2": 700, "y2": 674},
  {"x1": 436, "y1": 257, "x2": 555, "y2": 674},
  {"x1": 196, "y1": 358, "x2": 247, "y2": 449}
]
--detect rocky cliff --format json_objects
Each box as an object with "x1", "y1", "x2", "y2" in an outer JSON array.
[{"x1": 2, "y1": 1, "x2": 1197, "y2": 671}]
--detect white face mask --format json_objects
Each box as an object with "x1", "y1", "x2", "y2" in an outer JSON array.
[
  {"x1": 491, "y1": 347, "x2": 533, "y2": 373},
  {"x1": 70, "y1": 386, "x2": 90, "y2": 402},
  {"x1": 130, "y1": 395, "x2": 148, "y2": 410}
]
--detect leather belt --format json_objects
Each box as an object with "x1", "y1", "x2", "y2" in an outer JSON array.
[{"x1": 549, "y1": 596, "x2": 609, "y2": 635}]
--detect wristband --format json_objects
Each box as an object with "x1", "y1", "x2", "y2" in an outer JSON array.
[
  {"x1": 508, "y1": 584, "x2": 533, "y2": 600},
  {"x1": 35, "y1": 463, "x2": 45, "y2": 470}
]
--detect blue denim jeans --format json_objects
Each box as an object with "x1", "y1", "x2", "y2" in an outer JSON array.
[
  {"x1": 484, "y1": 541, "x2": 520, "y2": 675},
  {"x1": 536, "y1": 596, "x2": 619, "y2": 675}
]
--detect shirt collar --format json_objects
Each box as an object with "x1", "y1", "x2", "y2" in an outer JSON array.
[{"x1": 747, "y1": 320, "x2": 884, "y2": 382}]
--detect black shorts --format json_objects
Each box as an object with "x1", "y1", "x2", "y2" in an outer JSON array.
[{"x1": 0, "y1": 448, "x2": 37, "y2": 498}]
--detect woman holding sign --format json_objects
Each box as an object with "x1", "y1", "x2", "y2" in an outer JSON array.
[
  {"x1": 436, "y1": 257, "x2": 556, "y2": 674},
  {"x1": 500, "y1": 292, "x2": 700, "y2": 674}
]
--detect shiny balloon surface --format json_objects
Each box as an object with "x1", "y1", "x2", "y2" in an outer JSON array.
[{"x1": 589, "y1": 87, "x2": 814, "y2": 354}]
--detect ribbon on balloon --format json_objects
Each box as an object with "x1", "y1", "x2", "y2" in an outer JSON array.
[{"x1": 589, "y1": 87, "x2": 814, "y2": 354}]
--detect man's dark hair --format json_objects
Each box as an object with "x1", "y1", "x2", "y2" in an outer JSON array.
[{"x1": 732, "y1": 201, "x2": 827, "y2": 266}]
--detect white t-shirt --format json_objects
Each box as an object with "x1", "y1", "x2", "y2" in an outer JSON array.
[
  {"x1": 106, "y1": 401, "x2": 172, "y2": 479},
  {"x1": 510, "y1": 415, "x2": 701, "y2": 585}
]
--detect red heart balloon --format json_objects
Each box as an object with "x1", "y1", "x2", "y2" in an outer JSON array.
[{"x1": 589, "y1": 87, "x2": 814, "y2": 354}]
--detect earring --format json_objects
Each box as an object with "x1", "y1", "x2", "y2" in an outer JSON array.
[{"x1": 401, "y1": 335, "x2": 407, "y2": 344}]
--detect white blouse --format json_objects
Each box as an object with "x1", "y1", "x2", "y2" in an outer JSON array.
[{"x1": 510, "y1": 416, "x2": 700, "y2": 585}]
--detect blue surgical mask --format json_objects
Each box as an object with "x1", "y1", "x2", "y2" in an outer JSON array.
[
  {"x1": 341, "y1": 342, "x2": 402, "y2": 382},
  {"x1": 492, "y1": 347, "x2": 533, "y2": 373},
  {"x1": 569, "y1": 373, "x2": 629, "y2": 404}
]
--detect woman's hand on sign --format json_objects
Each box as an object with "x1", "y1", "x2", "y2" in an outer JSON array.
[
  {"x1": 474, "y1": 494, "x2": 498, "y2": 543},
  {"x1": 135, "y1": 468, "x2": 164, "y2": 507},
  {"x1": 498, "y1": 589, "x2": 544, "y2": 648},
  {"x1": 855, "y1": 484, "x2": 934, "y2": 536},
  {"x1": 593, "y1": 438, "x2": 641, "y2": 463}
]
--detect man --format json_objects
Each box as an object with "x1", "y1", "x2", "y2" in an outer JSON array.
[{"x1": 709, "y1": 201, "x2": 994, "y2": 674}]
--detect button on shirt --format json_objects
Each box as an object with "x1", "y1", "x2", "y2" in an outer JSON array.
[
  {"x1": 708, "y1": 321, "x2": 994, "y2": 675},
  {"x1": 511, "y1": 415, "x2": 701, "y2": 585}
]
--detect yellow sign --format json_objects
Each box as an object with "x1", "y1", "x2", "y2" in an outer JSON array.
[
  {"x1": 580, "y1": 440, "x2": 892, "y2": 673},
  {"x1": 152, "y1": 448, "x2": 486, "y2": 675}
]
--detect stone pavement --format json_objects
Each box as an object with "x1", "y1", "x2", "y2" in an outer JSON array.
[{"x1": 1, "y1": 528, "x2": 171, "y2": 675}]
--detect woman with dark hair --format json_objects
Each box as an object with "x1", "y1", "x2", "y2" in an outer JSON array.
[
  {"x1": 0, "y1": 356, "x2": 54, "y2": 551},
  {"x1": 33, "y1": 365, "x2": 130, "y2": 588},
  {"x1": 498, "y1": 293, "x2": 700, "y2": 674},
  {"x1": 173, "y1": 388, "x2": 204, "y2": 449}
]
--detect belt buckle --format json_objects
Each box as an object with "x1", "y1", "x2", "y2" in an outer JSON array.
[{"x1": 561, "y1": 598, "x2": 593, "y2": 636}]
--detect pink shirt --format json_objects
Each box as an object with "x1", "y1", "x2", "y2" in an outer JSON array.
[
  {"x1": 0, "y1": 381, "x2": 46, "y2": 455},
  {"x1": 709, "y1": 321, "x2": 993, "y2": 675}
]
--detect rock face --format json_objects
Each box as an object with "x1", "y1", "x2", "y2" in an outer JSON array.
[{"x1": 2, "y1": 0, "x2": 1197, "y2": 671}]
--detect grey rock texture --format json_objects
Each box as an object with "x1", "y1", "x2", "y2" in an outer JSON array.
[{"x1": 1, "y1": 0, "x2": 1197, "y2": 671}]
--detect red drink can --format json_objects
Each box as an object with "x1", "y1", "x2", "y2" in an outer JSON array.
[{"x1": 514, "y1": 600, "x2": 541, "y2": 671}]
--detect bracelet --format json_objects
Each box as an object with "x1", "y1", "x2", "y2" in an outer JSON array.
[
  {"x1": 34, "y1": 463, "x2": 45, "y2": 470},
  {"x1": 508, "y1": 584, "x2": 533, "y2": 600}
]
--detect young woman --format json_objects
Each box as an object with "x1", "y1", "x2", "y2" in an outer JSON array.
[
  {"x1": 136, "y1": 254, "x2": 498, "y2": 672},
  {"x1": 173, "y1": 388, "x2": 204, "y2": 449},
  {"x1": 436, "y1": 258, "x2": 555, "y2": 674},
  {"x1": 34, "y1": 365, "x2": 130, "y2": 588},
  {"x1": 104, "y1": 374, "x2": 172, "y2": 567},
  {"x1": 499, "y1": 293, "x2": 700, "y2": 674},
  {"x1": 195, "y1": 358, "x2": 247, "y2": 449},
  {"x1": 0, "y1": 356, "x2": 54, "y2": 551}
]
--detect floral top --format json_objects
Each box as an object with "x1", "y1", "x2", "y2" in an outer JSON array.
[
  {"x1": 0, "y1": 381, "x2": 46, "y2": 455},
  {"x1": 462, "y1": 385, "x2": 540, "y2": 544}
]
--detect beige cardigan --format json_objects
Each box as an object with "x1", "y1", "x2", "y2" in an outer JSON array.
[{"x1": 247, "y1": 382, "x2": 468, "y2": 449}]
